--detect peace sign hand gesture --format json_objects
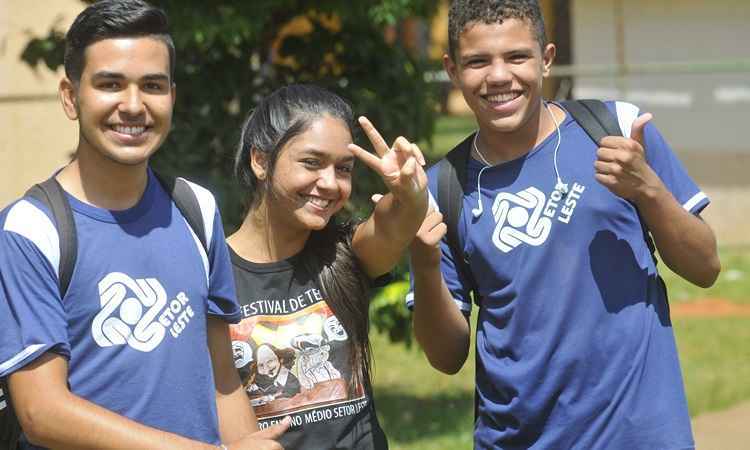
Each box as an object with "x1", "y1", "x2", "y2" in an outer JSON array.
[{"x1": 348, "y1": 116, "x2": 428, "y2": 212}]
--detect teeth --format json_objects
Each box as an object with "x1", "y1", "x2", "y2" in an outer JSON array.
[
  {"x1": 306, "y1": 196, "x2": 331, "y2": 208},
  {"x1": 485, "y1": 93, "x2": 520, "y2": 103},
  {"x1": 113, "y1": 125, "x2": 146, "y2": 136}
]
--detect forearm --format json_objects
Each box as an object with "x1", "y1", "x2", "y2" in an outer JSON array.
[
  {"x1": 15, "y1": 388, "x2": 216, "y2": 450},
  {"x1": 9, "y1": 355, "x2": 216, "y2": 450},
  {"x1": 636, "y1": 186, "x2": 720, "y2": 287},
  {"x1": 411, "y1": 260, "x2": 470, "y2": 374},
  {"x1": 216, "y1": 384, "x2": 259, "y2": 441},
  {"x1": 354, "y1": 193, "x2": 427, "y2": 277},
  {"x1": 207, "y1": 318, "x2": 258, "y2": 442}
]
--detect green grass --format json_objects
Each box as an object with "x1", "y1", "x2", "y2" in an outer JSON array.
[
  {"x1": 661, "y1": 247, "x2": 750, "y2": 304},
  {"x1": 674, "y1": 317, "x2": 750, "y2": 416},
  {"x1": 422, "y1": 114, "x2": 476, "y2": 160}
]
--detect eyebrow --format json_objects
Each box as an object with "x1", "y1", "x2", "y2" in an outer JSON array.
[
  {"x1": 91, "y1": 71, "x2": 170, "y2": 82},
  {"x1": 301, "y1": 149, "x2": 355, "y2": 163}
]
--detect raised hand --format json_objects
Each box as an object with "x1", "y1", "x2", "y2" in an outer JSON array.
[
  {"x1": 594, "y1": 113, "x2": 665, "y2": 204},
  {"x1": 348, "y1": 116, "x2": 428, "y2": 212}
]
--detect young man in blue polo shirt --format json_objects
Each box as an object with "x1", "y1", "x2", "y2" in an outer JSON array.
[
  {"x1": 408, "y1": 1, "x2": 720, "y2": 448},
  {"x1": 0, "y1": 1, "x2": 287, "y2": 449}
]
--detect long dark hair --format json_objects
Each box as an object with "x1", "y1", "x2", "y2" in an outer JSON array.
[{"x1": 234, "y1": 84, "x2": 373, "y2": 388}]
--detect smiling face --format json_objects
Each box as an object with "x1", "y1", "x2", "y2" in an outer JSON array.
[
  {"x1": 444, "y1": 18, "x2": 555, "y2": 137},
  {"x1": 257, "y1": 115, "x2": 354, "y2": 235},
  {"x1": 60, "y1": 36, "x2": 175, "y2": 168},
  {"x1": 257, "y1": 345, "x2": 281, "y2": 378}
]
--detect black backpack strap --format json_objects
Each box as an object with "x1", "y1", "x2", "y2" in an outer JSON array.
[
  {"x1": 561, "y1": 99, "x2": 622, "y2": 143},
  {"x1": 153, "y1": 172, "x2": 208, "y2": 253},
  {"x1": 25, "y1": 178, "x2": 77, "y2": 298},
  {"x1": 437, "y1": 135, "x2": 479, "y2": 300},
  {"x1": 0, "y1": 379, "x2": 21, "y2": 450},
  {"x1": 562, "y1": 99, "x2": 658, "y2": 265}
]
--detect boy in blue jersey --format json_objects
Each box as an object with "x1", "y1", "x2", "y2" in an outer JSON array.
[
  {"x1": 408, "y1": 0, "x2": 720, "y2": 449},
  {"x1": 0, "y1": 1, "x2": 287, "y2": 449}
]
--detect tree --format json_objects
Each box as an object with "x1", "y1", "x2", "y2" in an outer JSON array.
[{"x1": 22, "y1": 0, "x2": 441, "y2": 345}]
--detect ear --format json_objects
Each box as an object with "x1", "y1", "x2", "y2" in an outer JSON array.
[
  {"x1": 443, "y1": 53, "x2": 461, "y2": 88},
  {"x1": 171, "y1": 82, "x2": 177, "y2": 107},
  {"x1": 250, "y1": 147, "x2": 268, "y2": 181},
  {"x1": 541, "y1": 43, "x2": 556, "y2": 78},
  {"x1": 59, "y1": 77, "x2": 78, "y2": 120}
]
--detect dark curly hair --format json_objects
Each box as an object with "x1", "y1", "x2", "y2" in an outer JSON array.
[{"x1": 448, "y1": 0, "x2": 547, "y2": 61}]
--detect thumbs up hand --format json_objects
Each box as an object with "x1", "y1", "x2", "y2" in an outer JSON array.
[{"x1": 594, "y1": 113, "x2": 664, "y2": 204}]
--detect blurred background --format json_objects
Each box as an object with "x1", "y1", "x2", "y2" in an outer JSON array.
[{"x1": 1, "y1": 1, "x2": 748, "y2": 448}]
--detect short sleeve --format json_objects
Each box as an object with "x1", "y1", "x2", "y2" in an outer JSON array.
[
  {"x1": 406, "y1": 176, "x2": 473, "y2": 316},
  {"x1": 206, "y1": 207, "x2": 241, "y2": 323},
  {"x1": 179, "y1": 180, "x2": 241, "y2": 323},
  {"x1": 0, "y1": 201, "x2": 70, "y2": 378},
  {"x1": 613, "y1": 101, "x2": 709, "y2": 215}
]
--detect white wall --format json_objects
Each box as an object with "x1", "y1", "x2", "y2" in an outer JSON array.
[{"x1": 571, "y1": 0, "x2": 750, "y2": 153}]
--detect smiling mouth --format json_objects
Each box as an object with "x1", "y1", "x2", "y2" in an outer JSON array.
[
  {"x1": 303, "y1": 195, "x2": 333, "y2": 210},
  {"x1": 483, "y1": 92, "x2": 522, "y2": 104},
  {"x1": 110, "y1": 124, "x2": 149, "y2": 136}
]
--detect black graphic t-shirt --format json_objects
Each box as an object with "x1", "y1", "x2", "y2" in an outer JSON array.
[{"x1": 229, "y1": 248, "x2": 388, "y2": 450}]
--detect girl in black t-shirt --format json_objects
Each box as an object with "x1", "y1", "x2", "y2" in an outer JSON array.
[{"x1": 226, "y1": 84, "x2": 428, "y2": 449}]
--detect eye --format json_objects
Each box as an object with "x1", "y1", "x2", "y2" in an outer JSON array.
[
  {"x1": 143, "y1": 81, "x2": 168, "y2": 93},
  {"x1": 336, "y1": 164, "x2": 354, "y2": 175},
  {"x1": 464, "y1": 58, "x2": 487, "y2": 68},
  {"x1": 508, "y1": 53, "x2": 531, "y2": 64},
  {"x1": 97, "y1": 81, "x2": 122, "y2": 91},
  {"x1": 301, "y1": 158, "x2": 321, "y2": 168}
]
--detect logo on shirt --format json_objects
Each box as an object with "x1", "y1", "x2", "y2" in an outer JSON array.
[
  {"x1": 491, "y1": 183, "x2": 586, "y2": 253},
  {"x1": 91, "y1": 272, "x2": 194, "y2": 352}
]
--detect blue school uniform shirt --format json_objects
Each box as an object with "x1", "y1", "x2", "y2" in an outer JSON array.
[
  {"x1": 0, "y1": 170, "x2": 240, "y2": 448},
  {"x1": 408, "y1": 102, "x2": 705, "y2": 450}
]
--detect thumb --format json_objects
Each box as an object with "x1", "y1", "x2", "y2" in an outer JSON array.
[
  {"x1": 251, "y1": 416, "x2": 291, "y2": 440},
  {"x1": 630, "y1": 112, "x2": 653, "y2": 149},
  {"x1": 371, "y1": 193, "x2": 384, "y2": 204}
]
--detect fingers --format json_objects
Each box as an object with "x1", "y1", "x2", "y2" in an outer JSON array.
[
  {"x1": 594, "y1": 160, "x2": 622, "y2": 177},
  {"x1": 630, "y1": 113, "x2": 653, "y2": 149},
  {"x1": 412, "y1": 143, "x2": 426, "y2": 166},
  {"x1": 251, "y1": 416, "x2": 291, "y2": 440},
  {"x1": 348, "y1": 143, "x2": 382, "y2": 175},
  {"x1": 357, "y1": 116, "x2": 390, "y2": 157},
  {"x1": 594, "y1": 172, "x2": 617, "y2": 187},
  {"x1": 416, "y1": 211, "x2": 447, "y2": 247}
]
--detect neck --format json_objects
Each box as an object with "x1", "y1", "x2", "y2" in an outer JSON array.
[
  {"x1": 227, "y1": 201, "x2": 310, "y2": 263},
  {"x1": 56, "y1": 145, "x2": 149, "y2": 211},
  {"x1": 475, "y1": 101, "x2": 563, "y2": 165}
]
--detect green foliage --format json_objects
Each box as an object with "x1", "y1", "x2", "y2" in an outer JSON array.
[
  {"x1": 370, "y1": 276, "x2": 414, "y2": 347},
  {"x1": 20, "y1": 0, "x2": 441, "y2": 229}
]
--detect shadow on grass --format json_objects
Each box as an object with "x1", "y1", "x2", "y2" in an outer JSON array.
[{"x1": 374, "y1": 387, "x2": 474, "y2": 444}]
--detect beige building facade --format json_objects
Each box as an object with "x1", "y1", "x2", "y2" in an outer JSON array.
[{"x1": 0, "y1": 0, "x2": 84, "y2": 207}]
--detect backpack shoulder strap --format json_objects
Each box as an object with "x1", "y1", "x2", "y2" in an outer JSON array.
[
  {"x1": 24, "y1": 178, "x2": 77, "y2": 298},
  {"x1": 561, "y1": 99, "x2": 623, "y2": 142},
  {"x1": 153, "y1": 172, "x2": 208, "y2": 253},
  {"x1": 437, "y1": 134, "x2": 478, "y2": 298}
]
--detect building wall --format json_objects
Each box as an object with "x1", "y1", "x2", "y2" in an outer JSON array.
[
  {"x1": 0, "y1": 0, "x2": 84, "y2": 207},
  {"x1": 571, "y1": 0, "x2": 750, "y2": 154}
]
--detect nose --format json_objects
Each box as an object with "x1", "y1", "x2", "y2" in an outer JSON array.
[
  {"x1": 486, "y1": 60, "x2": 512, "y2": 85},
  {"x1": 118, "y1": 85, "x2": 145, "y2": 116},
  {"x1": 316, "y1": 166, "x2": 338, "y2": 191}
]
